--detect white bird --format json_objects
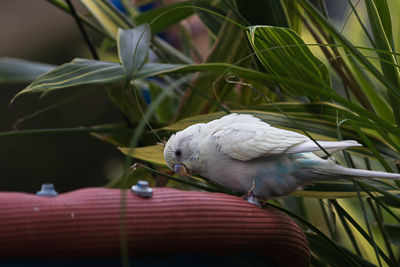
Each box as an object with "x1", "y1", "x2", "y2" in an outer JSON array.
[{"x1": 163, "y1": 113, "x2": 400, "y2": 198}]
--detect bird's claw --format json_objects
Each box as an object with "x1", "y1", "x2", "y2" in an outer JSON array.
[
  {"x1": 246, "y1": 194, "x2": 261, "y2": 206},
  {"x1": 242, "y1": 190, "x2": 266, "y2": 207}
]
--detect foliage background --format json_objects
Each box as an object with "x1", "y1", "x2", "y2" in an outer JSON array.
[
  {"x1": 0, "y1": 0, "x2": 124, "y2": 192},
  {"x1": 2, "y1": 0, "x2": 400, "y2": 266}
]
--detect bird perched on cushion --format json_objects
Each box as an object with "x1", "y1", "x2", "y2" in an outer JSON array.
[{"x1": 164, "y1": 113, "x2": 400, "y2": 199}]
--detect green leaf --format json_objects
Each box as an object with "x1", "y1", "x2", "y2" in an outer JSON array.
[
  {"x1": 13, "y1": 59, "x2": 124, "y2": 99},
  {"x1": 79, "y1": 0, "x2": 131, "y2": 39},
  {"x1": 246, "y1": 25, "x2": 331, "y2": 97},
  {"x1": 134, "y1": 1, "x2": 195, "y2": 34},
  {"x1": 119, "y1": 144, "x2": 165, "y2": 166},
  {"x1": 0, "y1": 58, "x2": 55, "y2": 83},
  {"x1": 14, "y1": 59, "x2": 278, "y2": 97},
  {"x1": 117, "y1": 24, "x2": 151, "y2": 85}
]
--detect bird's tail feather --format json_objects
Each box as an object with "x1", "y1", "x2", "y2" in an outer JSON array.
[{"x1": 311, "y1": 165, "x2": 400, "y2": 180}]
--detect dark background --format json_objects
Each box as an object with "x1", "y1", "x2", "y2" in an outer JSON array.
[{"x1": 0, "y1": 0, "x2": 125, "y2": 193}]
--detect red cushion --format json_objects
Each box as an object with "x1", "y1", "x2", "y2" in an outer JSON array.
[{"x1": 0, "y1": 187, "x2": 309, "y2": 266}]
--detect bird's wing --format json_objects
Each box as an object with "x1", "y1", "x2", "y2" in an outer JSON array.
[
  {"x1": 207, "y1": 113, "x2": 309, "y2": 161},
  {"x1": 208, "y1": 114, "x2": 360, "y2": 161}
]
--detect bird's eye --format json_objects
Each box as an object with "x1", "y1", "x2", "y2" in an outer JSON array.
[{"x1": 175, "y1": 149, "x2": 182, "y2": 157}]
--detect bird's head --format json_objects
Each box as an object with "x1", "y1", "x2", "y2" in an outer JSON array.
[{"x1": 163, "y1": 124, "x2": 204, "y2": 176}]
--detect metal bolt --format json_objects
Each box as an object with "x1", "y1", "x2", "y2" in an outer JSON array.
[
  {"x1": 37, "y1": 183, "x2": 58, "y2": 197},
  {"x1": 131, "y1": 180, "x2": 153, "y2": 198}
]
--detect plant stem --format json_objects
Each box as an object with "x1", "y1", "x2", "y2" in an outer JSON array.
[{"x1": 65, "y1": 0, "x2": 99, "y2": 60}]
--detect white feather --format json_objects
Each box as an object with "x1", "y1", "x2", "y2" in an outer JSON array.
[{"x1": 206, "y1": 113, "x2": 360, "y2": 161}]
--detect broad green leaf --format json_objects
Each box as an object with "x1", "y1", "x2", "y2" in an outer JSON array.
[
  {"x1": 117, "y1": 24, "x2": 151, "y2": 85},
  {"x1": 119, "y1": 145, "x2": 165, "y2": 166},
  {"x1": 80, "y1": 0, "x2": 131, "y2": 39},
  {"x1": 15, "y1": 59, "x2": 278, "y2": 96},
  {"x1": 0, "y1": 58, "x2": 55, "y2": 83},
  {"x1": 246, "y1": 25, "x2": 331, "y2": 97},
  {"x1": 13, "y1": 59, "x2": 124, "y2": 99}
]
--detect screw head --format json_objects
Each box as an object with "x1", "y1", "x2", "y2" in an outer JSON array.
[
  {"x1": 37, "y1": 183, "x2": 58, "y2": 197},
  {"x1": 131, "y1": 180, "x2": 153, "y2": 198}
]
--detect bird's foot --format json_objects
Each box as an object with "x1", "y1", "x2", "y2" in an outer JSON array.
[
  {"x1": 241, "y1": 179, "x2": 267, "y2": 206},
  {"x1": 245, "y1": 191, "x2": 259, "y2": 206},
  {"x1": 242, "y1": 191, "x2": 267, "y2": 207}
]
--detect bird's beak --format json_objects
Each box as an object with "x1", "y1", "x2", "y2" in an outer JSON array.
[{"x1": 174, "y1": 164, "x2": 189, "y2": 176}]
